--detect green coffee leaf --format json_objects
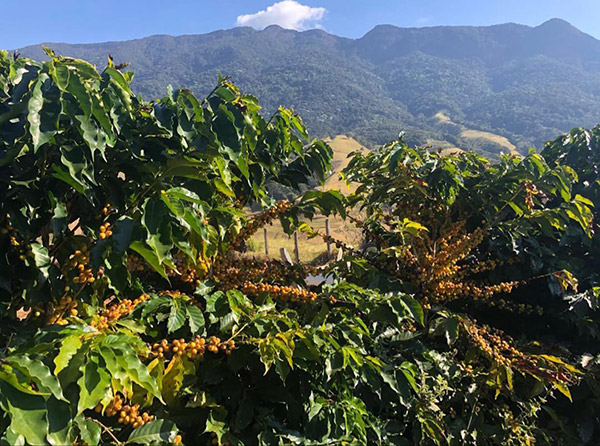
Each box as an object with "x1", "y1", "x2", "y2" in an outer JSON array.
[
  {"x1": 126, "y1": 419, "x2": 178, "y2": 445},
  {"x1": 77, "y1": 356, "x2": 111, "y2": 414}
]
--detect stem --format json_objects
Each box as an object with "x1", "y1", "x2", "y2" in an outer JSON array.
[
  {"x1": 201, "y1": 82, "x2": 224, "y2": 107},
  {"x1": 226, "y1": 321, "x2": 251, "y2": 343},
  {"x1": 487, "y1": 183, "x2": 527, "y2": 228},
  {"x1": 466, "y1": 398, "x2": 478, "y2": 432},
  {"x1": 92, "y1": 419, "x2": 123, "y2": 445},
  {"x1": 2, "y1": 333, "x2": 14, "y2": 355},
  {"x1": 122, "y1": 174, "x2": 163, "y2": 217}
]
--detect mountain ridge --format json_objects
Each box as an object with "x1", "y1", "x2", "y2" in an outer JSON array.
[
  {"x1": 14, "y1": 18, "x2": 599, "y2": 48},
  {"x1": 14, "y1": 18, "x2": 600, "y2": 156}
]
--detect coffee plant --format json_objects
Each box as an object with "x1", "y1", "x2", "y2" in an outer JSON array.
[
  {"x1": 317, "y1": 131, "x2": 600, "y2": 444},
  {"x1": 1, "y1": 49, "x2": 600, "y2": 445}
]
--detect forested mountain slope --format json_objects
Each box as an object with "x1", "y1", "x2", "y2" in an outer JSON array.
[{"x1": 17, "y1": 18, "x2": 600, "y2": 155}]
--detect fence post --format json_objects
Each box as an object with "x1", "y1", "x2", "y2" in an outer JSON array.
[
  {"x1": 263, "y1": 228, "x2": 269, "y2": 255},
  {"x1": 280, "y1": 247, "x2": 294, "y2": 265},
  {"x1": 325, "y1": 218, "x2": 332, "y2": 258},
  {"x1": 293, "y1": 232, "x2": 300, "y2": 263}
]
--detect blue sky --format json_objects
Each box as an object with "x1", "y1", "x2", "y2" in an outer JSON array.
[{"x1": 1, "y1": 0, "x2": 599, "y2": 49}]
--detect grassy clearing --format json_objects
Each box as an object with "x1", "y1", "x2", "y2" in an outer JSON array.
[
  {"x1": 248, "y1": 214, "x2": 363, "y2": 263},
  {"x1": 460, "y1": 129, "x2": 518, "y2": 154},
  {"x1": 434, "y1": 111, "x2": 518, "y2": 155},
  {"x1": 247, "y1": 135, "x2": 366, "y2": 263},
  {"x1": 321, "y1": 135, "x2": 368, "y2": 192},
  {"x1": 434, "y1": 111, "x2": 453, "y2": 124}
]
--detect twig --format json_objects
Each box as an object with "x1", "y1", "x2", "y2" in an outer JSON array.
[
  {"x1": 226, "y1": 321, "x2": 251, "y2": 343},
  {"x1": 466, "y1": 395, "x2": 479, "y2": 432},
  {"x1": 92, "y1": 419, "x2": 123, "y2": 445},
  {"x1": 2, "y1": 332, "x2": 15, "y2": 354}
]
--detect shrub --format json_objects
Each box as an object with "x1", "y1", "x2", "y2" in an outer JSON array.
[{"x1": 1, "y1": 50, "x2": 599, "y2": 445}]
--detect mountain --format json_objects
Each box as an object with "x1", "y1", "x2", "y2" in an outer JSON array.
[{"x1": 15, "y1": 19, "x2": 600, "y2": 156}]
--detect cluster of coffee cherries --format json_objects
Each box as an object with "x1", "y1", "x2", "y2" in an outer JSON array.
[
  {"x1": 101, "y1": 203, "x2": 114, "y2": 216},
  {"x1": 230, "y1": 200, "x2": 293, "y2": 250},
  {"x1": 206, "y1": 336, "x2": 235, "y2": 355},
  {"x1": 128, "y1": 251, "x2": 209, "y2": 290},
  {"x1": 462, "y1": 363, "x2": 475, "y2": 376},
  {"x1": 468, "y1": 258, "x2": 506, "y2": 275},
  {"x1": 1, "y1": 221, "x2": 30, "y2": 261},
  {"x1": 462, "y1": 320, "x2": 530, "y2": 368},
  {"x1": 68, "y1": 247, "x2": 97, "y2": 285},
  {"x1": 12, "y1": 238, "x2": 31, "y2": 261},
  {"x1": 166, "y1": 253, "x2": 208, "y2": 287},
  {"x1": 161, "y1": 290, "x2": 187, "y2": 299},
  {"x1": 150, "y1": 336, "x2": 235, "y2": 360},
  {"x1": 98, "y1": 222, "x2": 113, "y2": 240},
  {"x1": 207, "y1": 432, "x2": 231, "y2": 446},
  {"x1": 489, "y1": 298, "x2": 544, "y2": 316},
  {"x1": 47, "y1": 295, "x2": 79, "y2": 326},
  {"x1": 126, "y1": 254, "x2": 148, "y2": 273},
  {"x1": 126, "y1": 254, "x2": 160, "y2": 283},
  {"x1": 465, "y1": 321, "x2": 576, "y2": 384},
  {"x1": 401, "y1": 319, "x2": 418, "y2": 333},
  {"x1": 242, "y1": 281, "x2": 317, "y2": 304},
  {"x1": 212, "y1": 255, "x2": 318, "y2": 291},
  {"x1": 373, "y1": 246, "x2": 418, "y2": 279},
  {"x1": 91, "y1": 294, "x2": 151, "y2": 330},
  {"x1": 419, "y1": 223, "x2": 485, "y2": 273},
  {"x1": 170, "y1": 253, "x2": 197, "y2": 283},
  {"x1": 321, "y1": 233, "x2": 355, "y2": 255},
  {"x1": 372, "y1": 222, "x2": 524, "y2": 307},
  {"x1": 95, "y1": 394, "x2": 155, "y2": 429},
  {"x1": 428, "y1": 279, "x2": 521, "y2": 305},
  {"x1": 160, "y1": 290, "x2": 202, "y2": 308}
]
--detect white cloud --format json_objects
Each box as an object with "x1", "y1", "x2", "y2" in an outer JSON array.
[{"x1": 236, "y1": 1, "x2": 326, "y2": 31}]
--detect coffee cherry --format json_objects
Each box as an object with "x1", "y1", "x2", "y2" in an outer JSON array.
[
  {"x1": 101, "y1": 394, "x2": 155, "y2": 428},
  {"x1": 99, "y1": 222, "x2": 113, "y2": 239},
  {"x1": 91, "y1": 294, "x2": 150, "y2": 330},
  {"x1": 150, "y1": 334, "x2": 234, "y2": 360},
  {"x1": 242, "y1": 281, "x2": 317, "y2": 304}
]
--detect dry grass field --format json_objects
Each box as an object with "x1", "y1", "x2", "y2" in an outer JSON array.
[
  {"x1": 247, "y1": 135, "x2": 367, "y2": 263},
  {"x1": 460, "y1": 129, "x2": 518, "y2": 155},
  {"x1": 434, "y1": 111, "x2": 518, "y2": 155},
  {"x1": 248, "y1": 214, "x2": 363, "y2": 263},
  {"x1": 321, "y1": 135, "x2": 369, "y2": 192}
]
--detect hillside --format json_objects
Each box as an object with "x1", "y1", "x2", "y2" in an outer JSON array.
[{"x1": 16, "y1": 18, "x2": 600, "y2": 156}]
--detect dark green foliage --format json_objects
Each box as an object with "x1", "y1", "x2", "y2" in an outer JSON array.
[
  {"x1": 325, "y1": 129, "x2": 600, "y2": 444},
  {"x1": 1, "y1": 51, "x2": 600, "y2": 446}
]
